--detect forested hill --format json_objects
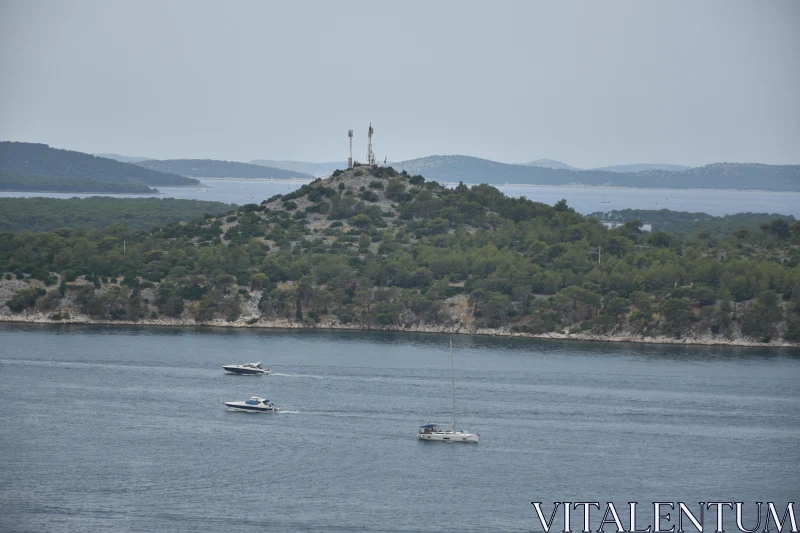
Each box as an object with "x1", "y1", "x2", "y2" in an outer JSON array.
[
  {"x1": 2, "y1": 166, "x2": 799, "y2": 344},
  {"x1": 0, "y1": 142, "x2": 198, "y2": 186},
  {"x1": 397, "y1": 155, "x2": 800, "y2": 191},
  {"x1": 136, "y1": 159, "x2": 314, "y2": 180}
]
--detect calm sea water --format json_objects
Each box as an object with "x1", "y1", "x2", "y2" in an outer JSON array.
[
  {"x1": 0, "y1": 324, "x2": 798, "y2": 533},
  {"x1": 2, "y1": 178, "x2": 800, "y2": 217}
]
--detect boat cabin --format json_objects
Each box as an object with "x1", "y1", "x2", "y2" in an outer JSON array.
[
  {"x1": 419, "y1": 424, "x2": 444, "y2": 434},
  {"x1": 246, "y1": 397, "x2": 269, "y2": 405}
]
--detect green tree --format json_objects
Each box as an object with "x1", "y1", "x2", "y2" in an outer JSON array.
[
  {"x1": 659, "y1": 298, "x2": 694, "y2": 336},
  {"x1": 741, "y1": 291, "x2": 783, "y2": 341}
]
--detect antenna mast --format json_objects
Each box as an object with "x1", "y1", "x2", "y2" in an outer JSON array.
[
  {"x1": 450, "y1": 340, "x2": 456, "y2": 429},
  {"x1": 347, "y1": 129, "x2": 353, "y2": 169},
  {"x1": 367, "y1": 123, "x2": 375, "y2": 166}
]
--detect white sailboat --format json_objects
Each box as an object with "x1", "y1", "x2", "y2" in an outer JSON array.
[{"x1": 418, "y1": 341, "x2": 479, "y2": 443}]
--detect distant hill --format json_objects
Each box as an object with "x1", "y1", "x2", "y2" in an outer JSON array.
[
  {"x1": 249, "y1": 159, "x2": 346, "y2": 177},
  {"x1": 395, "y1": 155, "x2": 800, "y2": 191},
  {"x1": 0, "y1": 142, "x2": 197, "y2": 186},
  {"x1": 397, "y1": 155, "x2": 616, "y2": 185},
  {"x1": 94, "y1": 153, "x2": 152, "y2": 163},
  {"x1": 526, "y1": 159, "x2": 580, "y2": 170},
  {"x1": 137, "y1": 159, "x2": 314, "y2": 179},
  {"x1": 591, "y1": 163, "x2": 690, "y2": 173},
  {"x1": 634, "y1": 163, "x2": 800, "y2": 190}
]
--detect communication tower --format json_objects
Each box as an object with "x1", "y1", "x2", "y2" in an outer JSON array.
[
  {"x1": 348, "y1": 129, "x2": 353, "y2": 169},
  {"x1": 367, "y1": 123, "x2": 375, "y2": 166}
]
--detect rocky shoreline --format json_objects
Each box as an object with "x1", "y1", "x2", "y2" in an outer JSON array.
[{"x1": 2, "y1": 311, "x2": 798, "y2": 348}]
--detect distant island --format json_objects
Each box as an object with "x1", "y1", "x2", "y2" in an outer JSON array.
[
  {"x1": 590, "y1": 163, "x2": 692, "y2": 173},
  {"x1": 396, "y1": 155, "x2": 800, "y2": 191},
  {"x1": 249, "y1": 159, "x2": 346, "y2": 178},
  {"x1": 0, "y1": 142, "x2": 198, "y2": 192},
  {"x1": 136, "y1": 159, "x2": 314, "y2": 180}
]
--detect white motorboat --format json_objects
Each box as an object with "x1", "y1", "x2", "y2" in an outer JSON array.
[
  {"x1": 223, "y1": 362, "x2": 270, "y2": 375},
  {"x1": 417, "y1": 341, "x2": 479, "y2": 444},
  {"x1": 224, "y1": 397, "x2": 279, "y2": 413}
]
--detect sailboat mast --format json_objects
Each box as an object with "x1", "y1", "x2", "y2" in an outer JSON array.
[{"x1": 450, "y1": 341, "x2": 456, "y2": 429}]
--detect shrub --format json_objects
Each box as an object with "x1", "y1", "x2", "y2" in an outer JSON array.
[
  {"x1": 6, "y1": 286, "x2": 46, "y2": 312},
  {"x1": 369, "y1": 180, "x2": 384, "y2": 189},
  {"x1": 360, "y1": 190, "x2": 379, "y2": 202},
  {"x1": 349, "y1": 214, "x2": 372, "y2": 227}
]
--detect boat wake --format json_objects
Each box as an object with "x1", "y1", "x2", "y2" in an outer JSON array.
[{"x1": 270, "y1": 372, "x2": 324, "y2": 380}]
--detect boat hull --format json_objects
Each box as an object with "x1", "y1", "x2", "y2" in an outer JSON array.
[
  {"x1": 224, "y1": 402, "x2": 279, "y2": 413},
  {"x1": 418, "y1": 431, "x2": 479, "y2": 443},
  {"x1": 223, "y1": 366, "x2": 270, "y2": 375}
]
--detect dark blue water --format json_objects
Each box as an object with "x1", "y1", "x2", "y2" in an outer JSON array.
[
  {"x1": 1, "y1": 324, "x2": 798, "y2": 533},
  {"x1": 2, "y1": 179, "x2": 799, "y2": 217}
]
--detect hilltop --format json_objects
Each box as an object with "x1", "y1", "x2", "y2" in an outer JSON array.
[
  {"x1": 1, "y1": 165, "x2": 799, "y2": 346},
  {"x1": 137, "y1": 159, "x2": 314, "y2": 180},
  {"x1": 526, "y1": 159, "x2": 579, "y2": 170},
  {"x1": 0, "y1": 142, "x2": 197, "y2": 188},
  {"x1": 94, "y1": 153, "x2": 152, "y2": 164}
]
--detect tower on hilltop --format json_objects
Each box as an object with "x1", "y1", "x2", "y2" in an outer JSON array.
[
  {"x1": 347, "y1": 129, "x2": 353, "y2": 169},
  {"x1": 367, "y1": 123, "x2": 376, "y2": 166}
]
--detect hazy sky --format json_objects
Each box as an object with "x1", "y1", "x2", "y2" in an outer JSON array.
[{"x1": 1, "y1": 1, "x2": 797, "y2": 167}]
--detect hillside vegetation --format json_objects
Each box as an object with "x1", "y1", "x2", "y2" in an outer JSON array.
[
  {"x1": 398, "y1": 155, "x2": 800, "y2": 191},
  {"x1": 137, "y1": 159, "x2": 314, "y2": 179},
  {"x1": 2, "y1": 166, "x2": 800, "y2": 344},
  {"x1": 0, "y1": 197, "x2": 235, "y2": 233},
  {"x1": 0, "y1": 142, "x2": 198, "y2": 186}
]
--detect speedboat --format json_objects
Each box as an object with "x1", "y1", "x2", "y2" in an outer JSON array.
[
  {"x1": 418, "y1": 424, "x2": 479, "y2": 443},
  {"x1": 223, "y1": 362, "x2": 270, "y2": 375},
  {"x1": 224, "y1": 397, "x2": 279, "y2": 413}
]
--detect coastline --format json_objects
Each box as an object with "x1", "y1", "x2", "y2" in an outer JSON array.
[{"x1": 2, "y1": 312, "x2": 798, "y2": 349}]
